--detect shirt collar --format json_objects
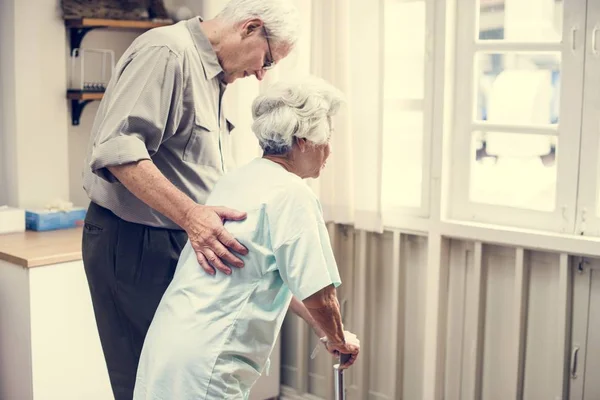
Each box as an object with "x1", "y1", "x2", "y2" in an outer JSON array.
[{"x1": 186, "y1": 17, "x2": 223, "y2": 80}]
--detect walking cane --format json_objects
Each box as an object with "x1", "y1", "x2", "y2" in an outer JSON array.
[{"x1": 334, "y1": 353, "x2": 352, "y2": 400}]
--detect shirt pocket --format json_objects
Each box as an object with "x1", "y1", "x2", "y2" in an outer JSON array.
[{"x1": 182, "y1": 117, "x2": 221, "y2": 168}]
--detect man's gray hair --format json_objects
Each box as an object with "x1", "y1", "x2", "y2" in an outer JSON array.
[
  {"x1": 216, "y1": 0, "x2": 300, "y2": 47},
  {"x1": 251, "y1": 76, "x2": 344, "y2": 156}
]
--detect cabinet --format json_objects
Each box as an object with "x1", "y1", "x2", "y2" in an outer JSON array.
[{"x1": 569, "y1": 259, "x2": 600, "y2": 399}]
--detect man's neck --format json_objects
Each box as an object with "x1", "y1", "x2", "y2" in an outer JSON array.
[{"x1": 199, "y1": 19, "x2": 224, "y2": 50}]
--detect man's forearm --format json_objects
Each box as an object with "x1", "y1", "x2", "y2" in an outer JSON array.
[
  {"x1": 290, "y1": 296, "x2": 326, "y2": 338},
  {"x1": 108, "y1": 160, "x2": 197, "y2": 229},
  {"x1": 303, "y1": 286, "x2": 345, "y2": 344}
]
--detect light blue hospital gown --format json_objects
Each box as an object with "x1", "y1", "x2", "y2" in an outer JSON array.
[{"x1": 133, "y1": 157, "x2": 342, "y2": 399}]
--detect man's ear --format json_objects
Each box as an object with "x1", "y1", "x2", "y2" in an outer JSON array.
[{"x1": 241, "y1": 18, "x2": 264, "y2": 38}]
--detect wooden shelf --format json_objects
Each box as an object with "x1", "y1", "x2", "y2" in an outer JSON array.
[
  {"x1": 67, "y1": 90, "x2": 104, "y2": 101},
  {"x1": 64, "y1": 17, "x2": 172, "y2": 30},
  {"x1": 65, "y1": 17, "x2": 173, "y2": 53}
]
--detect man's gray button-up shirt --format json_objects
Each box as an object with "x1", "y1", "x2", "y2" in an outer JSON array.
[{"x1": 82, "y1": 17, "x2": 236, "y2": 229}]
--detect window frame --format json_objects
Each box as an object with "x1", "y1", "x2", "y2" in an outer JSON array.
[
  {"x1": 574, "y1": 0, "x2": 600, "y2": 237},
  {"x1": 447, "y1": 0, "x2": 587, "y2": 234},
  {"x1": 381, "y1": 0, "x2": 436, "y2": 228}
]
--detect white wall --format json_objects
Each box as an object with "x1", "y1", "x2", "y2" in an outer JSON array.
[
  {"x1": 1, "y1": 0, "x2": 70, "y2": 208},
  {"x1": 0, "y1": 0, "x2": 71, "y2": 209},
  {"x1": 0, "y1": 0, "x2": 17, "y2": 206}
]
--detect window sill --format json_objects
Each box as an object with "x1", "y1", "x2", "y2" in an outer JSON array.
[{"x1": 383, "y1": 215, "x2": 600, "y2": 257}]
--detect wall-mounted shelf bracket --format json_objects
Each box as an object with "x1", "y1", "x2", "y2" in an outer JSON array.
[
  {"x1": 69, "y1": 27, "x2": 96, "y2": 53},
  {"x1": 67, "y1": 91, "x2": 104, "y2": 125},
  {"x1": 70, "y1": 99, "x2": 93, "y2": 125}
]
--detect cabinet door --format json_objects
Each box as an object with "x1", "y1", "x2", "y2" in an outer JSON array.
[
  {"x1": 570, "y1": 262, "x2": 591, "y2": 400},
  {"x1": 570, "y1": 259, "x2": 600, "y2": 400},
  {"x1": 582, "y1": 267, "x2": 600, "y2": 399}
]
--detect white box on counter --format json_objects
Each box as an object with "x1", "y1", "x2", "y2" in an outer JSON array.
[{"x1": 0, "y1": 206, "x2": 25, "y2": 234}]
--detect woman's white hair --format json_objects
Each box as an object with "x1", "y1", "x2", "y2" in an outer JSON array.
[
  {"x1": 251, "y1": 76, "x2": 344, "y2": 155},
  {"x1": 216, "y1": 0, "x2": 300, "y2": 47}
]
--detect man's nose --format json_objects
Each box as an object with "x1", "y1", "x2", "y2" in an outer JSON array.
[{"x1": 255, "y1": 70, "x2": 266, "y2": 81}]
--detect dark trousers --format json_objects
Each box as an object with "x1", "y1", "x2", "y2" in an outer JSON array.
[{"x1": 82, "y1": 202, "x2": 187, "y2": 400}]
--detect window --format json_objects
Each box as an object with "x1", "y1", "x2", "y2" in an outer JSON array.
[
  {"x1": 449, "y1": 0, "x2": 586, "y2": 233},
  {"x1": 572, "y1": 0, "x2": 600, "y2": 236},
  {"x1": 381, "y1": 0, "x2": 434, "y2": 225}
]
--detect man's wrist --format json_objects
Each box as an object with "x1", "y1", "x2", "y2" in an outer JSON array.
[{"x1": 180, "y1": 201, "x2": 203, "y2": 231}]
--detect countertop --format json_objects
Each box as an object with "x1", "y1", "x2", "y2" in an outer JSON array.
[{"x1": 0, "y1": 227, "x2": 83, "y2": 268}]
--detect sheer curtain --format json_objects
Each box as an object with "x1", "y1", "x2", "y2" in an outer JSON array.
[
  {"x1": 204, "y1": 0, "x2": 385, "y2": 233},
  {"x1": 308, "y1": 0, "x2": 384, "y2": 233}
]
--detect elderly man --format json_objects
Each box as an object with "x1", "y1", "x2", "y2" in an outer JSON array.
[
  {"x1": 133, "y1": 76, "x2": 360, "y2": 400},
  {"x1": 81, "y1": 1, "x2": 299, "y2": 398}
]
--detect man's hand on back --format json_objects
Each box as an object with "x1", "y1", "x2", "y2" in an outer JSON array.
[
  {"x1": 107, "y1": 161, "x2": 248, "y2": 275},
  {"x1": 183, "y1": 204, "x2": 248, "y2": 275}
]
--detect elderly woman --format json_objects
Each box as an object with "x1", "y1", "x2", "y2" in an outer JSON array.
[{"x1": 133, "y1": 77, "x2": 360, "y2": 400}]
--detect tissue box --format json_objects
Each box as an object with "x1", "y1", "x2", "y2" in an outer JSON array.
[
  {"x1": 0, "y1": 207, "x2": 26, "y2": 234},
  {"x1": 25, "y1": 208, "x2": 87, "y2": 231}
]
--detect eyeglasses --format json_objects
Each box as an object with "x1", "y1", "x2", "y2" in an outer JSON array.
[{"x1": 262, "y1": 27, "x2": 275, "y2": 70}]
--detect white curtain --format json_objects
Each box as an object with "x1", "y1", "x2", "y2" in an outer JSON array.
[
  {"x1": 308, "y1": 0, "x2": 384, "y2": 233},
  {"x1": 204, "y1": 0, "x2": 385, "y2": 233}
]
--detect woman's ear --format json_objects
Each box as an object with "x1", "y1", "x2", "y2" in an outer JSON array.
[{"x1": 295, "y1": 137, "x2": 307, "y2": 152}]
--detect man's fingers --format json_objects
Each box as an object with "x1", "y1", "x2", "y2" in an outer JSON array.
[
  {"x1": 186, "y1": 205, "x2": 247, "y2": 275},
  {"x1": 214, "y1": 207, "x2": 247, "y2": 221},
  {"x1": 217, "y1": 229, "x2": 249, "y2": 256},
  {"x1": 202, "y1": 247, "x2": 232, "y2": 275},
  {"x1": 210, "y1": 239, "x2": 245, "y2": 268},
  {"x1": 196, "y1": 252, "x2": 215, "y2": 276}
]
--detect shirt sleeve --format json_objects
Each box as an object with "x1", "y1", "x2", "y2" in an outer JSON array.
[
  {"x1": 89, "y1": 45, "x2": 183, "y2": 182},
  {"x1": 269, "y1": 185, "x2": 342, "y2": 301}
]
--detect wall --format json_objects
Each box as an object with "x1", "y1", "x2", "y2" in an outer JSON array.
[
  {"x1": 0, "y1": 0, "x2": 70, "y2": 209},
  {"x1": 0, "y1": 0, "x2": 16, "y2": 206},
  {"x1": 281, "y1": 225, "x2": 578, "y2": 400}
]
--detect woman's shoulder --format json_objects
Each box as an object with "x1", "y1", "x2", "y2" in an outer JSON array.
[{"x1": 265, "y1": 181, "x2": 320, "y2": 220}]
